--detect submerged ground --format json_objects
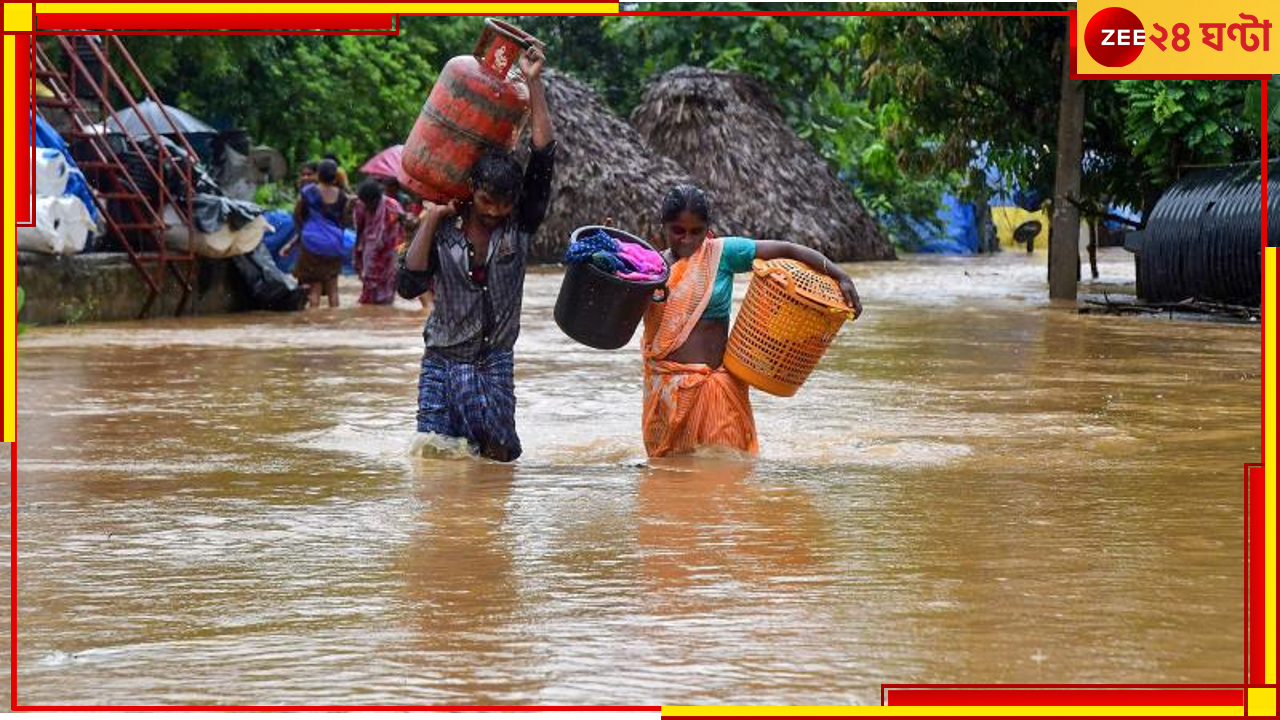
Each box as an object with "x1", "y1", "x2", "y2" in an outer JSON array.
[{"x1": 6, "y1": 248, "x2": 1256, "y2": 705}]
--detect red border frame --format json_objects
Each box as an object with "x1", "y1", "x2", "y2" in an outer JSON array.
[
  {"x1": 34, "y1": 13, "x2": 399, "y2": 32},
  {"x1": 881, "y1": 686, "x2": 1247, "y2": 706},
  {"x1": 1248, "y1": 464, "x2": 1267, "y2": 685},
  {"x1": 15, "y1": 33, "x2": 31, "y2": 226},
  {"x1": 6, "y1": 4, "x2": 1271, "y2": 711}
]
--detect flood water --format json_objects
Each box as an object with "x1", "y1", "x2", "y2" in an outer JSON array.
[{"x1": 6, "y1": 248, "x2": 1258, "y2": 706}]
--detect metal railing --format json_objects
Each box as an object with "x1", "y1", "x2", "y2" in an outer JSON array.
[{"x1": 33, "y1": 34, "x2": 201, "y2": 317}]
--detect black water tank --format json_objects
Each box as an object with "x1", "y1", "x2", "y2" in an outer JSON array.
[{"x1": 1125, "y1": 160, "x2": 1277, "y2": 305}]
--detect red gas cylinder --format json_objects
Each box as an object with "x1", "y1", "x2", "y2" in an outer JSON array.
[{"x1": 400, "y1": 19, "x2": 539, "y2": 203}]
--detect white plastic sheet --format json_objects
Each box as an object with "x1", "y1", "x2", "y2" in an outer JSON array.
[{"x1": 163, "y1": 205, "x2": 267, "y2": 258}]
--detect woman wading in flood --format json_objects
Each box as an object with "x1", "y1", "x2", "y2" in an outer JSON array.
[{"x1": 640, "y1": 185, "x2": 862, "y2": 458}]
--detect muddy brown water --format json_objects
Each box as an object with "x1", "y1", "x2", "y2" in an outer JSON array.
[{"x1": 6, "y1": 248, "x2": 1257, "y2": 705}]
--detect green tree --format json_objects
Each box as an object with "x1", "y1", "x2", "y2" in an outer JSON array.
[
  {"x1": 108, "y1": 19, "x2": 479, "y2": 170},
  {"x1": 47, "y1": 15, "x2": 951, "y2": 248},
  {"x1": 861, "y1": 8, "x2": 1267, "y2": 225},
  {"x1": 861, "y1": 10, "x2": 1067, "y2": 196},
  {"x1": 61, "y1": 13, "x2": 1273, "y2": 257},
  {"x1": 1244, "y1": 74, "x2": 1280, "y2": 138},
  {"x1": 558, "y1": 5, "x2": 952, "y2": 248},
  {"x1": 1117, "y1": 80, "x2": 1267, "y2": 188}
]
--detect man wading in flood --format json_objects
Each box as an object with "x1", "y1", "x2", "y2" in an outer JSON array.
[{"x1": 396, "y1": 45, "x2": 555, "y2": 462}]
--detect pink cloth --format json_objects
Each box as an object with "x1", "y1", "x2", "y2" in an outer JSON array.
[{"x1": 616, "y1": 241, "x2": 666, "y2": 281}]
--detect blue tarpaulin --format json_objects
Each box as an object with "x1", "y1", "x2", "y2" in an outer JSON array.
[
  {"x1": 918, "y1": 154, "x2": 1137, "y2": 253},
  {"x1": 260, "y1": 208, "x2": 356, "y2": 276},
  {"x1": 918, "y1": 194, "x2": 980, "y2": 254},
  {"x1": 261, "y1": 209, "x2": 297, "y2": 273},
  {"x1": 341, "y1": 229, "x2": 356, "y2": 275}
]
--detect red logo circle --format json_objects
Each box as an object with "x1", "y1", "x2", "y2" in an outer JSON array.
[{"x1": 1085, "y1": 7, "x2": 1145, "y2": 67}]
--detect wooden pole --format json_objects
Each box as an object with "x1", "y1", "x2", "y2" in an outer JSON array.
[{"x1": 1049, "y1": 21, "x2": 1084, "y2": 301}]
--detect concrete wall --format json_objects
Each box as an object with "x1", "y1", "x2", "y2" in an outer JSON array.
[{"x1": 16, "y1": 251, "x2": 249, "y2": 324}]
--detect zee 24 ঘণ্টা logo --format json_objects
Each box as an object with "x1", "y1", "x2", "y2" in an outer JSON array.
[
  {"x1": 1085, "y1": 6, "x2": 1148, "y2": 67},
  {"x1": 1085, "y1": 5, "x2": 1273, "y2": 67}
]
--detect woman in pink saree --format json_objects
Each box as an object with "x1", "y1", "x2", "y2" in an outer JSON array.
[{"x1": 353, "y1": 178, "x2": 406, "y2": 305}]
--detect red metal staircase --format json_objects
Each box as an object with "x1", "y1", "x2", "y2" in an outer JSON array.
[{"x1": 33, "y1": 35, "x2": 200, "y2": 318}]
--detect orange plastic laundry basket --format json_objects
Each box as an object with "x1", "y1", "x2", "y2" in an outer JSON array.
[{"x1": 724, "y1": 258, "x2": 855, "y2": 397}]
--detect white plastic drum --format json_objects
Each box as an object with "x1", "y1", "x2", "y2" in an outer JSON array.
[{"x1": 34, "y1": 148, "x2": 69, "y2": 197}]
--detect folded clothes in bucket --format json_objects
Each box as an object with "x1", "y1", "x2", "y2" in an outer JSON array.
[
  {"x1": 565, "y1": 229, "x2": 665, "y2": 282},
  {"x1": 564, "y1": 229, "x2": 618, "y2": 263},
  {"x1": 615, "y1": 241, "x2": 666, "y2": 281},
  {"x1": 589, "y1": 250, "x2": 623, "y2": 273}
]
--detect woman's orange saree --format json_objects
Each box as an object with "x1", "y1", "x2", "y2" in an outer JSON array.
[{"x1": 641, "y1": 236, "x2": 758, "y2": 458}]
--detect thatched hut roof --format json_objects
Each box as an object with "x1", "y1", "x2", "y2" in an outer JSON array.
[
  {"x1": 630, "y1": 66, "x2": 895, "y2": 262},
  {"x1": 521, "y1": 69, "x2": 744, "y2": 262}
]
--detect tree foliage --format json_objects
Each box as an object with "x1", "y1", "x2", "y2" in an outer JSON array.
[
  {"x1": 113, "y1": 18, "x2": 479, "y2": 170},
  {"x1": 1244, "y1": 74, "x2": 1280, "y2": 137},
  {"x1": 40, "y1": 11, "x2": 1272, "y2": 247},
  {"x1": 859, "y1": 7, "x2": 1269, "y2": 222},
  {"x1": 1114, "y1": 81, "x2": 1262, "y2": 192},
  {"x1": 524, "y1": 9, "x2": 950, "y2": 247}
]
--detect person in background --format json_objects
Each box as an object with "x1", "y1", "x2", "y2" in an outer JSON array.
[
  {"x1": 396, "y1": 45, "x2": 554, "y2": 462},
  {"x1": 639, "y1": 184, "x2": 862, "y2": 458},
  {"x1": 384, "y1": 177, "x2": 432, "y2": 311},
  {"x1": 296, "y1": 160, "x2": 318, "y2": 191},
  {"x1": 324, "y1": 153, "x2": 351, "y2": 193},
  {"x1": 352, "y1": 178, "x2": 406, "y2": 306},
  {"x1": 381, "y1": 177, "x2": 405, "y2": 204},
  {"x1": 282, "y1": 159, "x2": 349, "y2": 308}
]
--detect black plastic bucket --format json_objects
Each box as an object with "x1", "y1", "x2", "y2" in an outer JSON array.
[{"x1": 555, "y1": 226, "x2": 669, "y2": 350}]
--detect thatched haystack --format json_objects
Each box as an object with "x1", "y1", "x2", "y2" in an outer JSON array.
[
  {"x1": 631, "y1": 66, "x2": 895, "y2": 262},
  {"x1": 520, "y1": 69, "x2": 744, "y2": 262}
]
